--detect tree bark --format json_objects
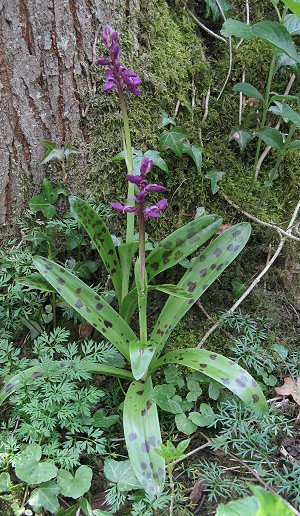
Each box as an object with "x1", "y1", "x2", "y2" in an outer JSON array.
[{"x1": 0, "y1": 0, "x2": 112, "y2": 227}]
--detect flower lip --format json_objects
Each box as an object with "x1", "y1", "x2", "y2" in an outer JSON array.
[{"x1": 110, "y1": 202, "x2": 136, "y2": 214}]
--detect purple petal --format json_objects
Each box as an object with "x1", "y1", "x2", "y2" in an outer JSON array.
[
  {"x1": 111, "y1": 202, "x2": 126, "y2": 213},
  {"x1": 145, "y1": 184, "x2": 167, "y2": 193},
  {"x1": 103, "y1": 81, "x2": 115, "y2": 92},
  {"x1": 98, "y1": 58, "x2": 111, "y2": 66},
  {"x1": 126, "y1": 174, "x2": 145, "y2": 188},
  {"x1": 144, "y1": 206, "x2": 161, "y2": 218},
  {"x1": 140, "y1": 157, "x2": 153, "y2": 177},
  {"x1": 122, "y1": 68, "x2": 142, "y2": 87},
  {"x1": 157, "y1": 198, "x2": 168, "y2": 211},
  {"x1": 128, "y1": 86, "x2": 141, "y2": 96}
]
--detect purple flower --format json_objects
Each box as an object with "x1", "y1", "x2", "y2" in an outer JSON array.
[
  {"x1": 112, "y1": 156, "x2": 167, "y2": 219},
  {"x1": 144, "y1": 199, "x2": 168, "y2": 218},
  {"x1": 110, "y1": 202, "x2": 136, "y2": 214},
  {"x1": 98, "y1": 25, "x2": 142, "y2": 97},
  {"x1": 140, "y1": 157, "x2": 153, "y2": 177}
]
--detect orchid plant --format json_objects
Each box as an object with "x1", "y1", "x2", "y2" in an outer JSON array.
[{"x1": 0, "y1": 26, "x2": 267, "y2": 498}]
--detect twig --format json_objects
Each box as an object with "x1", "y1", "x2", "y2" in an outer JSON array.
[
  {"x1": 173, "y1": 99, "x2": 180, "y2": 119},
  {"x1": 216, "y1": 0, "x2": 232, "y2": 100},
  {"x1": 239, "y1": 68, "x2": 246, "y2": 126},
  {"x1": 173, "y1": 442, "x2": 210, "y2": 466},
  {"x1": 197, "y1": 200, "x2": 300, "y2": 348},
  {"x1": 221, "y1": 192, "x2": 300, "y2": 243},
  {"x1": 201, "y1": 86, "x2": 211, "y2": 124},
  {"x1": 186, "y1": 8, "x2": 227, "y2": 44},
  {"x1": 255, "y1": 73, "x2": 296, "y2": 179}
]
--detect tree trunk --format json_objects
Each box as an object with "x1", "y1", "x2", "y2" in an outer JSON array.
[{"x1": 0, "y1": 0, "x2": 113, "y2": 227}]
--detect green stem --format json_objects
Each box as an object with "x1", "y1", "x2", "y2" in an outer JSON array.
[
  {"x1": 253, "y1": 53, "x2": 277, "y2": 179},
  {"x1": 137, "y1": 203, "x2": 147, "y2": 347},
  {"x1": 167, "y1": 464, "x2": 175, "y2": 516},
  {"x1": 273, "y1": 123, "x2": 297, "y2": 172},
  {"x1": 52, "y1": 292, "x2": 57, "y2": 328},
  {"x1": 118, "y1": 87, "x2": 135, "y2": 300}
]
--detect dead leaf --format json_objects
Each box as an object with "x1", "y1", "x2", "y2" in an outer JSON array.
[
  {"x1": 275, "y1": 376, "x2": 300, "y2": 406},
  {"x1": 79, "y1": 322, "x2": 92, "y2": 339}
]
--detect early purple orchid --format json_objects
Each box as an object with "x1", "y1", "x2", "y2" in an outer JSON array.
[
  {"x1": 98, "y1": 25, "x2": 142, "y2": 96},
  {"x1": 111, "y1": 157, "x2": 168, "y2": 219}
]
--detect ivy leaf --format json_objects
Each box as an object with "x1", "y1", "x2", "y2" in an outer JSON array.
[
  {"x1": 152, "y1": 384, "x2": 183, "y2": 414},
  {"x1": 15, "y1": 444, "x2": 57, "y2": 485},
  {"x1": 57, "y1": 465, "x2": 92, "y2": 499},
  {"x1": 159, "y1": 111, "x2": 176, "y2": 128},
  {"x1": 221, "y1": 19, "x2": 254, "y2": 40},
  {"x1": 283, "y1": 14, "x2": 300, "y2": 35},
  {"x1": 189, "y1": 403, "x2": 215, "y2": 427},
  {"x1": 231, "y1": 278, "x2": 246, "y2": 299},
  {"x1": 40, "y1": 141, "x2": 64, "y2": 164},
  {"x1": 205, "y1": 170, "x2": 225, "y2": 194},
  {"x1": 289, "y1": 139, "x2": 300, "y2": 149},
  {"x1": 229, "y1": 130, "x2": 253, "y2": 152},
  {"x1": 92, "y1": 409, "x2": 119, "y2": 428},
  {"x1": 0, "y1": 473, "x2": 10, "y2": 494},
  {"x1": 208, "y1": 379, "x2": 222, "y2": 400},
  {"x1": 233, "y1": 82, "x2": 263, "y2": 101},
  {"x1": 159, "y1": 127, "x2": 188, "y2": 157},
  {"x1": 204, "y1": 0, "x2": 231, "y2": 20},
  {"x1": 175, "y1": 413, "x2": 197, "y2": 435},
  {"x1": 255, "y1": 127, "x2": 284, "y2": 149},
  {"x1": 182, "y1": 143, "x2": 203, "y2": 173},
  {"x1": 40, "y1": 141, "x2": 79, "y2": 164},
  {"x1": 29, "y1": 179, "x2": 67, "y2": 219},
  {"x1": 104, "y1": 459, "x2": 143, "y2": 491},
  {"x1": 28, "y1": 481, "x2": 60, "y2": 514},
  {"x1": 252, "y1": 21, "x2": 300, "y2": 63},
  {"x1": 123, "y1": 377, "x2": 165, "y2": 497},
  {"x1": 144, "y1": 150, "x2": 169, "y2": 172}
]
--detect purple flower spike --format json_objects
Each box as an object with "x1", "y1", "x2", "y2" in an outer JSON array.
[
  {"x1": 111, "y1": 202, "x2": 136, "y2": 214},
  {"x1": 144, "y1": 199, "x2": 168, "y2": 218},
  {"x1": 99, "y1": 25, "x2": 142, "y2": 97},
  {"x1": 140, "y1": 157, "x2": 153, "y2": 177}
]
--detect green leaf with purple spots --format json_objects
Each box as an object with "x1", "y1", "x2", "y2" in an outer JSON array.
[
  {"x1": 33, "y1": 257, "x2": 137, "y2": 360},
  {"x1": 146, "y1": 214, "x2": 222, "y2": 282},
  {"x1": 123, "y1": 377, "x2": 165, "y2": 497},
  {"x1": 0, "y1": 363, "x2": 134, "y2": 406},
  {"x1": 150, "y1": 349, "x2": 267, "y2": 415},
  {"x1": 149, "y1": 223, "x2": 251, "y2": 360},
  {"x1": 129, "y1": 341, "x2": 156, "y2": 380},
  {"x1": 149, "y1": 285, "x2": 193, "y2": 299},
  {"x1": 69, "y1": 197, "x2": 122, "y2": 304}
]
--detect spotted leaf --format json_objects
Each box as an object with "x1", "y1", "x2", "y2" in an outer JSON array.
[
  {"x1": 149, "y1": 223, "x2": 251, "y2": 360},
  {"x1": 0, "y1": 363, "x2": 134, "y2": 406},
  {"x1": 123, "y1": 377, "x2": 165, "y2": 497},
  {"x1": 146, "y1": 214, "x2": 222, "y2": 282},
  {"x1": 129, "y1": 341, "x2": 156, "y2": 381},
  {"x1": 150, "y1": 349, "x2": 267, "y2": 415},
  {"x1": 121, "y1": 215, "x2": 222, "y2": 320},
  {"x1": 149, "y1": 285, "x2": 193, "y2": 299},
  {"x1": 69, "y1": 197, "x2": 122, "y2": 305},
  {"x1": 33, "y1": 257, "x2": 137, "y2": 360}
]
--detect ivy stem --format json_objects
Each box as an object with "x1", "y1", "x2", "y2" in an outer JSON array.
[
  {"x1": 137, "y1": 203, "x2": 147, "y2": 347},
  {"x1": 253, "y1": 53, "x2": 277, "y2": 180},
  {"x1": 117, "y1": 85, "x2": 135, "y2": 300}
]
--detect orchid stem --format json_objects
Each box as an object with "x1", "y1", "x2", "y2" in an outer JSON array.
[
  {"x1": 253, "y1": 53, "x2": 277, "y2": 181},
  {"x1": 119, "y1": 89, "x2": 135, "y2": 299},
  {"x1": 137, "y1": 203, "x2": 147, "y2": 346}
]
